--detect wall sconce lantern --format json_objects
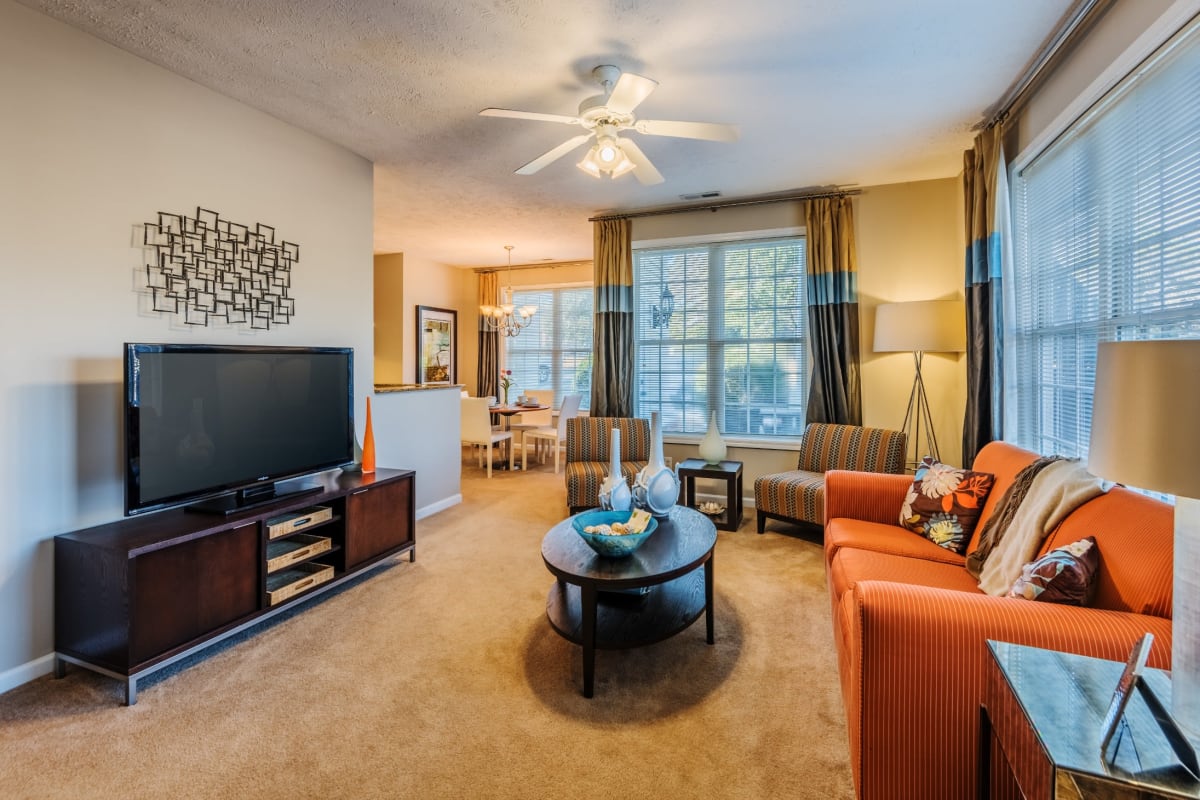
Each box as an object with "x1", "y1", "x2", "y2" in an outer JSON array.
[{"x1": 651, "y1": 286, "x2": 675, "y2": 329}]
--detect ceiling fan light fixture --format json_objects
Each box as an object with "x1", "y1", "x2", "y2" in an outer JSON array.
[
  {"x1": 609, "y1": 149, "x2": 636, "y2": 179},
  {"x1": 576, "y1": 146, "x2": 603, "y2": 178},
  {"x1": 596, "y1": 135, "x2": 620, "y2": 164}
]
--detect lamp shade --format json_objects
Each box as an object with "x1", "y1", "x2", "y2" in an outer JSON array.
[
  {"x1": 1087, "y1": 339, "x2": 1200, "y2": 498},
  {"x1": 873, "y1": 300, "x2": 966, "y2": 353}
]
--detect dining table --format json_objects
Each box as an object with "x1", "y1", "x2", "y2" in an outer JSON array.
[{"x1": 488, "y1": 403, "x2": 551, "y2": 468}]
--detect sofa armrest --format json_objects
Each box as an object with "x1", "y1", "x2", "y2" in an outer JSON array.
[
  {"x1": 840, "y1": 580, "x2": 1172, "y2": 800},
  {"x1": 823, "y1": 470, "x2": 912, "y2": 527}
]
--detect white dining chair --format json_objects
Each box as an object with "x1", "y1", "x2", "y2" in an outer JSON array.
[
  {"x1": 461, "y1": 396, "x2": 513, "y2": 478},
  {"x1": 522, "y1": 393, "x2": 583, "y2": 474},
  {"x1": 509, "y1": 389, "x2": 555, "y2": 462}
]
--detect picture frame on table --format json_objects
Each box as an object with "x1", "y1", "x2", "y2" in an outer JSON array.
[{"x1": 416, "y1": 305, "x2": 457, "y2": 385}]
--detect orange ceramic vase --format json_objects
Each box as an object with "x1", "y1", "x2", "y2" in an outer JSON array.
[{"x1": 361, "y1": 397, "x2": 376, "y2": 473}]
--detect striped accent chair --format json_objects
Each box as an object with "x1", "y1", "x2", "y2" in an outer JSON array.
[
  {"x1": 565, "y1": 417, "x2": 650, "y2": 514},
  {"x1": 754, "y1": 423, "x2": 906, "y2": 533}
]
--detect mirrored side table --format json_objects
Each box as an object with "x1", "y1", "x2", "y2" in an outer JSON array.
[{"x1": 980, "y1": 640, "x2": 1200, "y2": 799}]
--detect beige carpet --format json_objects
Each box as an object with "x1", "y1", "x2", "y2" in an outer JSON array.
[{"x1": 0, "y1": 456, "x2": 854, "y2": 799}]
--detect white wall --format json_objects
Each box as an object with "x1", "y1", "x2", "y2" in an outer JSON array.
[{"x1": 0, "y1": 1, "x2": 374, "y2": 690}]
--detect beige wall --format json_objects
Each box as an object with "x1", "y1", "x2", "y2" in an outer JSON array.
[
  {"x1": 856, "y1": 179, "x2": 966, "y2": 468},
  {"x1": 0, "y1": 0, "x2": 374, "y2": 688},
  {"x1": 374, "y1": 253, "x2": 405, "y2": 384},
  {"x1": 1015, "y1": 0, "x2": 1177, "y2": 155}
]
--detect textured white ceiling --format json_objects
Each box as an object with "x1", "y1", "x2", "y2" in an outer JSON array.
[{"x1": 21, "y1": 0, "x2": 1072, "y2": 268}]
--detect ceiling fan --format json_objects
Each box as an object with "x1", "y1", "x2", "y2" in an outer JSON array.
[{"x1": 479, "y1": 65, "x2": 739, "y2": 186}]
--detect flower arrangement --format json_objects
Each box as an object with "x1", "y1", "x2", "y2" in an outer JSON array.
[{"x1": 498, "y1": 369, "x2": 516, "y2": 404}]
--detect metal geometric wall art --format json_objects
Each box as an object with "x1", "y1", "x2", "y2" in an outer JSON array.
[{"x1": 142, "y1": 207, "x2": 298, "y2": 329}]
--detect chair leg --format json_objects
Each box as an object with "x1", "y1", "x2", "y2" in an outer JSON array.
[
  {"x1": 486, "y1": 443, "x2": 493, "y2": 478},
  {"x1": 757, "y1": 510, "x2": 766, "y2": 534},
  {"x1": 554, "y1": 441, "x2": 561, "y2": 474},
  {"x1": 508, "y1": 437, "x2": 515, "y2": 471},
  {"x1": 522, "y1": 434, "x2": 528, "y2": 471}
]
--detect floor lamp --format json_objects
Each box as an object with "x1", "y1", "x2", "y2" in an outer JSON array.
[
  {"x1": 873, "y1": 299, "x2": 965, "y2": 470},
  {"x1": 1087, "y1": 339, "x2": 1200, "y2": 737}
]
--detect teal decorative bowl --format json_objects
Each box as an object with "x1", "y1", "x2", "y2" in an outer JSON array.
[{"x1": 571, "y1": 510, "x2": 658, "y2": 557}]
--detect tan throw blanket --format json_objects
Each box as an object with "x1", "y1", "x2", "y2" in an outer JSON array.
[
  {"x1": 977, "y1": 459, "x2": 1106, "y2": 596},
  {"x1": 966, "y1": 455, "x2": 1064, "y2": 578}
]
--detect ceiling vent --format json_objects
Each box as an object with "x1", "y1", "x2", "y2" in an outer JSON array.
[{"x1": 679, "y1": 191, "x2": 722, "y2": 201}]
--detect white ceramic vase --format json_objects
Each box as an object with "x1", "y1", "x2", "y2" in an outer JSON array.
[
  {"x1": 598, "y1": 427, "x2": 632, "y2": 512},
  {"x1": 699, "y1": 411, "x2": 727, "y2": 465},
  {"x1": 634, "y1": 411, "x2": 679, "y2": 518}
]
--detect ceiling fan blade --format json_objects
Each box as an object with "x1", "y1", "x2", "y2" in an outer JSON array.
[
  {"x1": 515, "y1": 134, "x2": 593, "y2": 175},
  {"x1": 617, "y1": 138, "x2": 664, "y2": 186},
  {"x1": 605, "y1": 73, "x2": 658, "y2": 115},
  {"x1": 479, "y1": 108, "x2": 579, "y2": 125},
  {"x1": 634, "y1": 120, "x2": 740, "y2": 142}
]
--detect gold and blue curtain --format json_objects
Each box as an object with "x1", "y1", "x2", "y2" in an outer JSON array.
[
  {"x1": 805, "y1": 195, "x2": 862, "y2": 425},
  {"x1": 591, "y1": 218, "x2": 635, "y2": 417},
  {"x1": 477, "y1": 271, "x2": 500, "y2": 399},
  {"x1": 962, "y1": 124, "x2": 1008, "y2": 465}
]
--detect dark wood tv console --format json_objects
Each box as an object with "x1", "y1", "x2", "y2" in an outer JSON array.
[{"x1": 54, "y1": 468, "x2": 415, "y2": 705}]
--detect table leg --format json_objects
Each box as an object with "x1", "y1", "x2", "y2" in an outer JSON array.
[
  {"x1": 977, "y1": 704, "x2": 991, "y2": 800},
  {"x1": 705, "y1": 555, "x2": 715, "y2": 645},
  {"x1": 581, "y1": 583, "x2": 597, "y2": 698},
  {"x1": 736, "y1": 473, "x2": 744, "y2": 525},
  {"x1": 726, "y1": 476, "x2": 736, "y2": 529}
]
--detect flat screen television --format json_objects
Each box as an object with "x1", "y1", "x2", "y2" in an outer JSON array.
[{"x1": 124, "y1": 343, "x2": 354, "y2": 515}]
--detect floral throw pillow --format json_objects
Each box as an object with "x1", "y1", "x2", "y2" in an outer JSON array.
[
  {"x1": 900, "y1": 457, "x2": 995, "y2": 553},
  {"x1": 1008, "y1": 538, "x2": 1099, "y2": 605}
]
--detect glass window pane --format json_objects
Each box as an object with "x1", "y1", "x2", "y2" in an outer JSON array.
[
  {"x1": 504, "y1": 286, "x2": 594, "y2": 410},
  {"x1": 1010, "y1": 21, "x2": 1200, "y2": 460},
  {"x1": 634, "y1": 236, "x2": 808, "y2": 436}
]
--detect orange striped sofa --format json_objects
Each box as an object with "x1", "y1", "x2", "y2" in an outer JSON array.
[
  {"x1": 755, "y1": 423, "x2": 907, "y2": 532},
  {"x1": 565, "y1": 417, "x2": 650, "y2": 514},
  {"x1": 824, "y1": 440, "x2": 1174, "y2": 800}
]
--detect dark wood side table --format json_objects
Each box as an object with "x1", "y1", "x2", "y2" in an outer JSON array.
[
  {"x1": 980, "y1": 640, "x2": 1200, "y2": 799},
  {"x1": 675, "y1": 458, "x2": 743, "y2": 531}
]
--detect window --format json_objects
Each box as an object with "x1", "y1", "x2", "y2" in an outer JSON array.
[
  {"x1": 634, "y1": 236, "x2": 808, "y2": 438},
  {"x1": 1010, "y1": 21, "x2": 1200, "y2": 458},
  {"x1": 503, "y1": 285, "x2": 593, "y2": 410}
]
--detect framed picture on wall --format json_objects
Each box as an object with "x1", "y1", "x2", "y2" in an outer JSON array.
[{"x1": 416, "y1": 305, "x2": 457, "y2": 385}]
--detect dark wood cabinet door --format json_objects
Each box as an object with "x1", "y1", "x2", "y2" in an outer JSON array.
[
  {"x1": 129, "y1": 521, "x2": 259, "y2": 665},
  {"x1": 345, "y1": 476, "x2": 413, "y2": 569}
]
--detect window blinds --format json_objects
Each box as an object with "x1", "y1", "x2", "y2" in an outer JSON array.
[
  {"x1": 505, "y1": 286, "x2": 594, "y2": 410},
  {"x1": 634, "y1": 237, "x2": 807, "y2": 437},
  {"x1": 1010, "y1": 19, "x2": 1200, "y2": 458}
]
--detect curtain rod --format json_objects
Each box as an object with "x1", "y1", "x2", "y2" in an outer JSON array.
[
  {"x1": 588, "y1": 187, "x2": 861, "y2": 222},
  {"x1": 977, "y1": 0, "x2": 1112, "y2": 130},
  {"x1": 473, "y1": 260, "x2": 590, "y2": 274}
]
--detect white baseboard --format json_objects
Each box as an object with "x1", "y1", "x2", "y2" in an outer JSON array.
[
  {"x1": 416, "y1": 493, "x2": 462, "y2": 520},
  {"x1": 0, "y1": 652, "x2": 55, "y2": 695}
]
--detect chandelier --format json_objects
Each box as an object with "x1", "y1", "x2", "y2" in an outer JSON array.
[{"x1": 480, "y1": 245, "x2": 538, "y2": 337}]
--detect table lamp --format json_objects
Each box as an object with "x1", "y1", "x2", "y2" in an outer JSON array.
[
  {"x1": 873, "y1": 299, "x2": 966, "y2": 469},
  {"x1": 1087, "y1": 339, "x2": 1200, "y2": 737}
]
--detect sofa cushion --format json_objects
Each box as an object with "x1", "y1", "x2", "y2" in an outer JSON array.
[
  {"x1": 1040, "y1": 487, "x2": 1173, "y2": 617},
  {"x1": 967, "y1": 441, "x2": 1042, "y2": 552},
  {"x1": 754, "y1": 469, "x2": 824, "y2": 524},
  {"x1": 564, "y1": 460, "x2": 646, "y2": 510},
  {"x1": 825, "y1": 518, "x2": 967, "y2": 567},
  {"x1": 828, "y1": 546, "x2": 981, "y2": 603},
  {"x1": 1009, "y1": 537, "x2": 1099, "y2": 605},
  {"x1": 900, "y1": 457, "x2": 995, "y2": 553}
]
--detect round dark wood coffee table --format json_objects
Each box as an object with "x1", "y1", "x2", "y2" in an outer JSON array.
[{"x1": 540, "y1": 505, "x2": 717, "y2": 697}]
